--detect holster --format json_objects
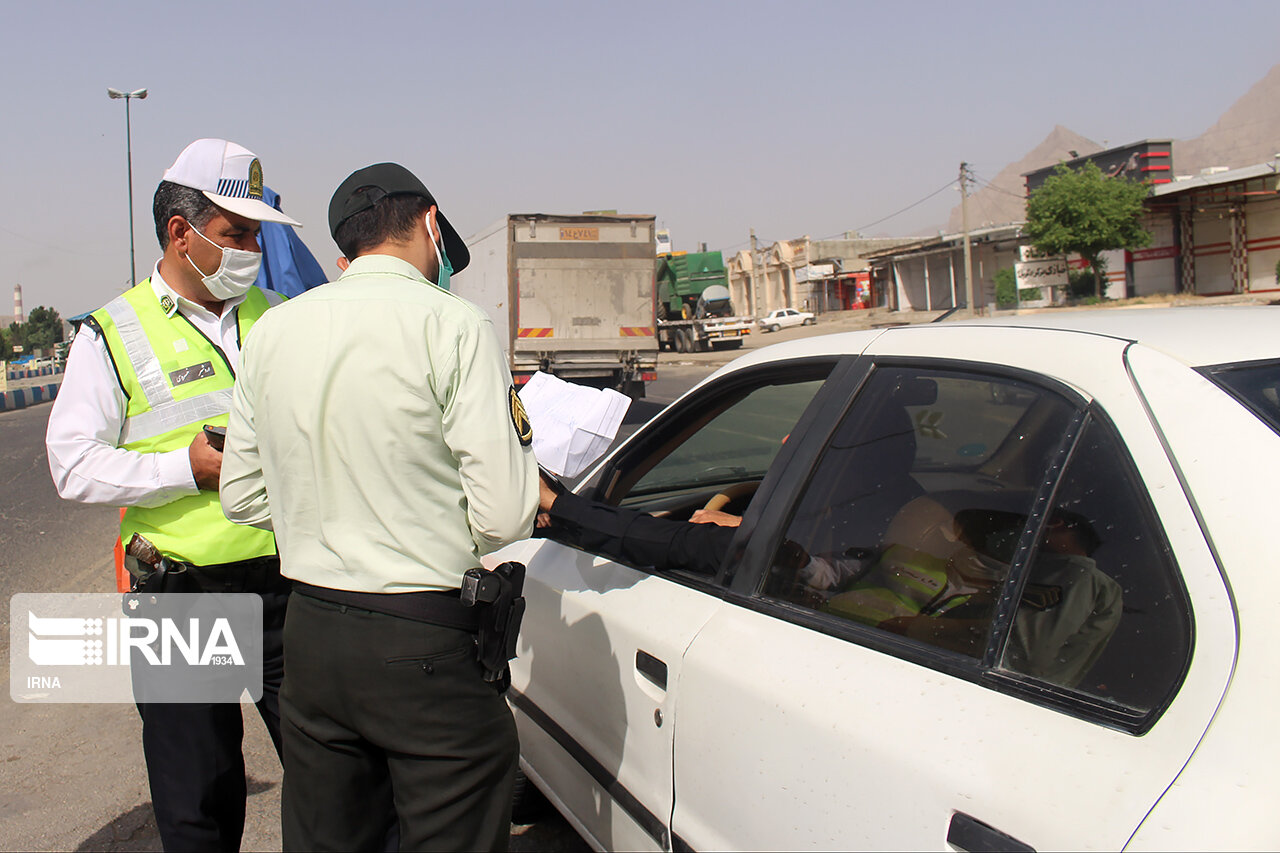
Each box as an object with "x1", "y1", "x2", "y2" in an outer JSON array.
[
  {"x1": 461, "y1": 562, "x2": 527, "y2": 689},
  {"x1": 122, "y1": 556, "x2": 200, "y2": 615}
]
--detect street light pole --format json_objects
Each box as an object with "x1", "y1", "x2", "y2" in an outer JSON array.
[{"x1": 107, "y1": 87, "x2": 147, "y2": 287}]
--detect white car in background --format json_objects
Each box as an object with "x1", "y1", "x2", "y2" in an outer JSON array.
[
  {"x1": 757, "y1": 307, "x2": 815, "y2": 332},
  {"x1": 493, "y1": 307, "x2": 1280, "y2": 851}
]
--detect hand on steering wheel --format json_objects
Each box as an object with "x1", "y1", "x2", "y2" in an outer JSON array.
[{"x1": 702, "y1": 481, "x2": 760, "y2": 513}]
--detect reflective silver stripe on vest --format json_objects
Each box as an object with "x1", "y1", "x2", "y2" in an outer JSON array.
[
  {"x1": 102, "y1": 295, "x2": 176, "y2": 410},
  {"x1": 120, "y1": 387, "x2": 234, "y2": 445},
  {"x1": 101, "y1": 295, "x2": 235, "y2": 446}
]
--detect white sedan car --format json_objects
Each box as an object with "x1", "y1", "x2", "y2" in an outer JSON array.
[
  {"x1": 492, "y1": 307, "x2": 1280, "y2": 852},
  {"x1": 757, "y1": 307, "x2": 815, "y2": 332}
]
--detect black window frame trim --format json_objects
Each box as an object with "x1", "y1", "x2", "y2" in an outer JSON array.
[{"x1": 1197, "y1": 356, "x2": 1280, "y2": 438}]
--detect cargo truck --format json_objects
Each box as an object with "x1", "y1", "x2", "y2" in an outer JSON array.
[
  {"x1": 459, "y1": 214, "x2": 659, "y2": 398},
  {"x1": 655, "y1": 250, "x2": 753, "y2": 352}
]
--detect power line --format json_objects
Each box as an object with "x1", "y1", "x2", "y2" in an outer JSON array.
[
  {"x1": 848, "y1": 178, "x2": 959, "y2": 234},
  {"x1": 971, "y1": 171, "x2": 1027, "y2": 199},
  {"x1": 724, "y1": 173, "x2": 968, "y2": 252}
]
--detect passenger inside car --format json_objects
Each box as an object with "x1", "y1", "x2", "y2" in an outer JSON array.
[
  {"x1": 802, "y1": 499, "x2": 1122, "y2": 686},
  {"x1": 1003, "y1": 511, "x2": 1123, "y2": 688}
]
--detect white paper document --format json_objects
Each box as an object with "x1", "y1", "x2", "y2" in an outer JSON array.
[{"x1": 518, "y1": 372, "x2": 632, "y2": 478}]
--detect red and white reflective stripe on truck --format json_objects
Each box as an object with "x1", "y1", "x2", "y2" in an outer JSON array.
[
  {"x1": 619, "y1": 327, "x2": 654, "y2": 337},
  {"x1": 518, "y1": 328, "x2": 554, "y2": 338}
]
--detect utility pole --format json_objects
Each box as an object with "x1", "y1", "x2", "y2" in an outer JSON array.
[
  {"x1": 959, "y1": 162, "x2": 975, "y2": 315},
  {"x1": 749, "y1": 228, "x2": 760, "y2": 317}
]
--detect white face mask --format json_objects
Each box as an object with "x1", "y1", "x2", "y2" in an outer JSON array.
[{"x1": 184, "y1": 223, "x2": 262, "y2": 300}]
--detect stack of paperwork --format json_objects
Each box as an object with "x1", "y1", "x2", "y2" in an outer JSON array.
[{"x1": 518, "y1": 371, "x2": 632, "y2": 478}]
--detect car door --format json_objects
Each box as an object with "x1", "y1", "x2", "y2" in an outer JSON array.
[
  {"x1": 669, "y1": 332, "x2": 1235, "y2": 851},
  {"x1": 499, "y1": 535, "x2": 717, "y2": 852},
  {"x1": 499, "y1": 357, "x2": 851, "y2": 852}
]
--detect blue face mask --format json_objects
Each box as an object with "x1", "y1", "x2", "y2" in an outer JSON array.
[{"x1": 428, "y1": 214, "x2": 452, "y2": 291}]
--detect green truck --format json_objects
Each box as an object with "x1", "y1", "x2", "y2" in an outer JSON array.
[{"x1": 655, "y1": 251, "x2": 753, "y2": 352}]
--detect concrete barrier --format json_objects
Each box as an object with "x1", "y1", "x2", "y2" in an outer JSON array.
[
  {"x1": 5, "y1": 366, "x2": 62, "y2": 381},
  {"x1": 0, "y1": 382, "x2": 59, "y2": 412},
  {"x1": 0, "y1": 388, "x2": 27, "y2": 411}
]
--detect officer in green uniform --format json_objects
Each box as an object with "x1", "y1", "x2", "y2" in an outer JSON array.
[
  {"x1": 222, "y1": 162, "x2": 539, "y2": 851},
  {"x1": 46, "y1": 138, "x2": 301, "y2": 852}
]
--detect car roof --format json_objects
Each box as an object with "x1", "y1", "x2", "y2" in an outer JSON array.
[
  {"x1": 721, "y1": 306, "x2": 1280, "y2": 375},
  {"x1": 961, "y1": 306, "x2": 1280, "y2": 367}
]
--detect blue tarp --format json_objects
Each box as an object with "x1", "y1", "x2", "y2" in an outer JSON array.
[{"x1": 254, "y1": 186, "x2": 328, "y2": 297}]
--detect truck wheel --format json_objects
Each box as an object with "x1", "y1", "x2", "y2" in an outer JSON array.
[
  {"x1": 621, "y1": 379, "x2": 646, "y2": 400},
  {"x1": 676, "y1": 330, "x2": 689, "y2": 353}
]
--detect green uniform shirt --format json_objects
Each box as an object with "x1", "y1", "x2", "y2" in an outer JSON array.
[{"x1": 221, "y1": 254, "x2": 539, "y2": 592}]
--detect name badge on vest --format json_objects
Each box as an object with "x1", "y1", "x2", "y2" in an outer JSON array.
[{"x1": 169, "y1": 361, "x2": 216, "y2": 387}]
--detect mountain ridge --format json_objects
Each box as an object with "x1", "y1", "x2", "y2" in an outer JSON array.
[{"x1": 943, "y1": 62, "x2": 1280, "y2": 232}]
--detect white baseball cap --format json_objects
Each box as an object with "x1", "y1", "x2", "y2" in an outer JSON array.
[{"x1": 162, "y1": 138, "x2": 301, "y2": 227}]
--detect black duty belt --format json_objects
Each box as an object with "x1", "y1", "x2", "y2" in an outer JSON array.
[
  {"x1": 293, "y1": 582, "x2": 481, "y2": 633},
  {"x1": 187, "y1": 555, "x2": 290, "y2": 594}
]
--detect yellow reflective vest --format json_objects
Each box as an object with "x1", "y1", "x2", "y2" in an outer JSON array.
[
  {"x1": 88, "y1": 280, "x2": 276, "y2": 565},
  {"x1": 824, "y1": 544, "x2": 972, "y2": 626}
]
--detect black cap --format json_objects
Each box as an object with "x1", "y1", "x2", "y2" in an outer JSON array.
[{"x1": 328, "y1": 163, "x2": 470, "y2": 272}]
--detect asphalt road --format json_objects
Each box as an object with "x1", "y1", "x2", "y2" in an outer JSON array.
[
  {"x1": 0, "y1": 376, "x2": 713, "y2": 852},
  {"x1": 0, "y1": 313, "x2": 850, "y2": 852}
]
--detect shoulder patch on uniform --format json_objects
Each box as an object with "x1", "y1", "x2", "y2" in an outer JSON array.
[{"x1": 509, "y1": 386, "x2": 533, "y2": 446}]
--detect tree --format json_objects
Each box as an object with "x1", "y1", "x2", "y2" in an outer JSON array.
[
  {"x1": 995, "y1": 267, "x2": 1041, "y2": 308},
  {"x1": 24, "y1": 306, "x2": 64, "y2": 351},
  {"x1": 1023, "y1": 161, "x2": 1151, "y2": 299},
  {"x1": 4, "y1": 322, "x2": 25, "y2": 355}
]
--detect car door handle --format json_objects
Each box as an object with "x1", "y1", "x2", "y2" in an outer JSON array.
[
  {"x1": 947, "y1": 812, "x2": 1034, "y2": 852},
  {"x1": 635, "y1": 650, "x2": 667, "y2": 690}
]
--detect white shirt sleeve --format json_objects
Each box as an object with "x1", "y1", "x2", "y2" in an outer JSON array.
[{"x1": 45, "y1": 325, "x2": 199, "y2": 508}]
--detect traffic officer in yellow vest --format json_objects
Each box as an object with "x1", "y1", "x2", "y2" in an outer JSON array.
[{"x1": 46, "y1": 138, "x2": 299, "y2": 852}]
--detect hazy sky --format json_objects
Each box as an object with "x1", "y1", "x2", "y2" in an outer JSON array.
[{"x1": 3, "y1": 0, "x2": 1278, "y2": 316}]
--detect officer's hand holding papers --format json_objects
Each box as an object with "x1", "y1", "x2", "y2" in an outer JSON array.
[{"x1": 517, "y1": 371, "x2": 631, "y2": 479}]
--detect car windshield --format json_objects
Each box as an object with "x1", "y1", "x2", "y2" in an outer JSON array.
[
  {"x1": 1201, "y1": 359, "x2": 1280, "y2": 437},
  {"x1": 624, "y1": 379, "x2": 827, "y2": 497}
]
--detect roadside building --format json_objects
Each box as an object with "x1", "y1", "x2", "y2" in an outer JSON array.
[
  {"x1": 1023, "y1": 140, "x2": 1280, "y2": 299},
  {"x1": 1143, "y1": 159, "x2": 1280, "y2": 297},
  {"x1": 864, "y1": 225, "x2": 1024, "y2": 312},
  {"x1": 1024, "y1": 140, "x2": 1175, "y2": 196},
  {"x1": 726, "y1": 235, "x2": 922, "y2": 317}
]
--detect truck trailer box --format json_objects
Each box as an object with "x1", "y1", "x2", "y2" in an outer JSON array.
[{"x1": 459, "y1": 213, "x2": 658, "y2": 397}]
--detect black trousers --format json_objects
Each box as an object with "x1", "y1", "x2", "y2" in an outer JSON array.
[
  {"x1": 281, "y1": 590, "x2": 518, "y2": 852},
  {"x1": 136, "y1": 579, "x2": 289, "y2": 853}
]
